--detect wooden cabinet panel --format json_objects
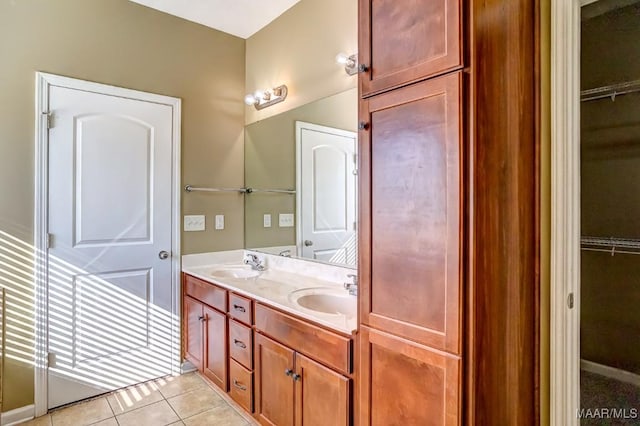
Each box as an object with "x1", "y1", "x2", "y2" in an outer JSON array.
[
  {"x1": 358, "y1": 326, "x2": 460, "y2": 426},
  {"x1": 294, "y1": 353, "x2": 350, "y2": 426},
  {"x1": 184, "y1": 274, "x2": 227, "y2": 312},
  {"x1": 229, "y1": 293, "x2": 253, "y2": 325},
  {"x1": 255, "y1": 304, "x2": 352, "y2": 375},
  {"x1": 230, "y1": 358, "x2": 254, "y2": 413},
  {"x1": 203, "y1": 305, "x2": 228, "y2": 391},
  {"x1": 359, "y1": 72, "x2": 463, "y2": 354},
  {"x1": 183, "y1": 296, "x2": 203, "y2": 371},
  {"x1": 229, "y1": 319, "x2": 253, "y2": 370},
  {"x1": 359, "y1": 0, "x2": 462, "y2": 97},
  {"x1": 254, "y1": 333, "x2": 295, "y2": 426}
]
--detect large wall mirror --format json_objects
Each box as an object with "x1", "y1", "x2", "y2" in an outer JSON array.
[{"x1": 244, "y1": 89, "x2": 358, "y2": 267}]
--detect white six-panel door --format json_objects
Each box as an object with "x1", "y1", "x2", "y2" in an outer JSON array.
[
  {"x1": 44, "y1": 80, "x2": 178, "y2": 408},
  {"x1": 296, "y1": 122, "x2": 357, "y2": 266}
]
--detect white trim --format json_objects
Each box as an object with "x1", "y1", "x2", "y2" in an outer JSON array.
[
  {"x1": 1, "y1": 404, "x2": 35, "y2": 426},
  {"x1": 550, "y1": 1, "x2": 583, "y2": 425},
  {"x1": 33, "y1": 72, "x2": 181, "y2": 416},
  {"x1": 581, "y1": 359, "x2": 640, "y2": 388}
]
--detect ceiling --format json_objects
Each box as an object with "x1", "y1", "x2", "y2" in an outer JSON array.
[{"x1": 129, "y1": 0, "x2": 302, "y2": 39}]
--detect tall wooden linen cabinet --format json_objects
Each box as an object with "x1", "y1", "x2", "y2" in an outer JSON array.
[{"x1": 356, "y1": 0, "x2": 540, "y2": 424}]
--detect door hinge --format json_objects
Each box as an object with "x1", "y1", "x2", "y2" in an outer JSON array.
[
  {"x1": 47, "y1": 352, "x2": 57, "y2": 368},
  {"x1": 567, "y1": 292, "x2": 574, "y2": 309},
  {"x1": 46, "y1": 233, "x2": 53, "y2": 249},
  {"x1": 43, "y1": 111, "x2": 52, "y2": 129}
]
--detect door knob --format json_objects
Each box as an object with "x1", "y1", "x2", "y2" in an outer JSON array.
[
  {"x1": 304, "y1": 240, "x2": 313, "y2": 247},
  {"x1": 158, "y1": 250, "x2": 170, "y2": 260}
]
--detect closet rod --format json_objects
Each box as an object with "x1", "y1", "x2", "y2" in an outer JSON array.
[
  {"x1": 184, "y1": 185, "x2": 296, "y2": 194},
  {"x1": 581, "y1": 236, "x2": 640, "y2": 249},
  {"x1": 581, "y1": 78, "x2": 640, "y2": 102}
]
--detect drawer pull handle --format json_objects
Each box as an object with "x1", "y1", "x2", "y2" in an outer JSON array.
[
  {"x1": 198, "y1": 316, "x2": 206, "y2": 322},
  {"x1": 292, "y1": 373, "x2": 301, "y2": 381},
  {"x1": 233, "y1": 379, "x2": 247, "y2": 391},
  {"x1": 285, "y1": 369, "x2": 293, "y2": 377},
  {"x1": 234, "y1": 339, "x2": 246, "y2": 349},
  {"x1": 233, "y1": 304, "x2": 246, "y2": 313}
]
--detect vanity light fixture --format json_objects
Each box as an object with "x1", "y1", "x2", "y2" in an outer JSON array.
[
  {"x1": 244, "y1": 85, "x2": 288, "y2": 110},
  {"x1": 336, "y1": 52, "x2": 358, "y2": 76}
]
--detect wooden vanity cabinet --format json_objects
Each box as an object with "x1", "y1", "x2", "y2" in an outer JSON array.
[
  {"x1": 255, "y1": 333, "x2": 350, "y2": 426},
  {"x1": 182, "y1": 274, "x2": 229, "y2": 391},
  {"x1": 359, "y1": 0, "x2": 462, "y2": 97},
  {"x1": 254, "y1": 304, "x2": 352, "y2": 426}
]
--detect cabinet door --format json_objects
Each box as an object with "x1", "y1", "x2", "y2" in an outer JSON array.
[
  {"x1": 203, "y1": 305, "x2": 228, "y2": 391},
  {"x1": 294, "y1": 353, "x2": 350, "y2": 426},
  {"x1": 359, "y1": 72, "x2": 463, "y2": 354},
  {"x1": 254, "y1": 333, "x2": 295, "y2": 426},
  {"x1": 183, "y1": 296, "x2": 203, "y2": 371},
  {"x1": 359, "y1": 0, "x2": 462, "y2": 97},
  {"x1": 358, "y1": 326, "x2": 460, "y2": 426}
]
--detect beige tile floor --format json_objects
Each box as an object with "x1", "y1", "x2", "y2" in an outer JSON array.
[{"x1": 20, "y1": 372, "x2": 257, "y2": 426}]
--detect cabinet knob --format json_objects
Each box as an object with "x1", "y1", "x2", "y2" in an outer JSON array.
[
  {"x1": 292, "y1": 373, "x2": 301, "y2": 381},
  {"x1": 358, "y1": 63, "x2": 369, "y2": 73},
  {"x1": 285, "y1": 369, "x2": 293, "y2": 377},
  {"x1": 358, "y1": 122, "x2": 369, "y2": 131}
]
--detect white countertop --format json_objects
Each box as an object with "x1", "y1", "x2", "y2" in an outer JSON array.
[{"x1": 182, "y1": 251, "x2": 357, "y2": 335}]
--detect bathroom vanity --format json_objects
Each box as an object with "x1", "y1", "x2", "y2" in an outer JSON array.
[{"x1": 181, "y1": 251, "x2": 356, "y2": 425}]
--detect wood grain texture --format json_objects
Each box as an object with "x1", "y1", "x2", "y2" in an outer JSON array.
[
  {"x1": 358, "y1": 326, "x2": 460, "y2": 425},
  {"x1": 184, "y1": 274, "x2": 227, "y2": 312},
  {"x1": 359, "y1": 72, "x2": 463, "y2": 354},
  {"x1": 254, "y1": 333, "x2": 295, "y2": 426},
  {"x1": 255, "y1": 303, "x2": 352, "y2": 375},
  {"x1": 294, "y1": 353, "x2": 350, "y2": 426},
  {"x1": 183, "y1": 295, "x2": 203, "y2": 371},
  {"x1": 229, "y1": 319, "x2": 253, "y2": 370},
  {"x1": 229, "y1": 293, "x2": 253, "y2": 326},
  {"x1": 359, "y1": 0, "x2": 463, "y2": 97},
  {"x1": 229, "y1": 358, "x2": 254, "y2": 413},
  {"x1": 203, "y1": 305, "x2": 228, "y2": 391},
  {"x1": 469, "y1": 0, "x2": 540, "y2": 423}
]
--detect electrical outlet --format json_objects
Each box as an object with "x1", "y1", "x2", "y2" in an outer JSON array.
[
  {"x1": 279, "y1": 213, "x2": 294, "y2": 228},
  {"x1": 184, "y1": 215, "x2": 205, "y2": 231},
  {"x1": 215, "y1": 215, "x2": 225, "y2": 230},
  {"x1": 264, "y1": 214, "x2": 272, "y2": 228}
]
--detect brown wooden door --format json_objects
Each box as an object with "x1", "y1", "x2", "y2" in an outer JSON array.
[
  {"x1": 294, "y1": 353, "x2": 350, "y2": 426},
  {"x1": 359, "y1": 72, "x2": 463, "y2": 354},
  {"x1": 254, "y1": 333, "x2": 295, "y2": 426},
  {"x1": 203, "y1": 304, "x2": 228, "y2": 391},
  {"x1": 183, "y1": 295, "x2": 203, "y2": 371},
  {"x1": 358, "y1": 326, "x2": 460, "y2": 426},
  {"x1": 359, "y1": 0, "x2": 462, "y2": 97}
]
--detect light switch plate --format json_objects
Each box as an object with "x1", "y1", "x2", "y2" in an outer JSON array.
[
  {"x1": 279, "y1": 213, "x2": 294, "y2": 228},
  {"x1": 215, "y1": 215, "x2": 225, "y2": 230},
  {"x1": 184, "y1": 215, "x2": 205, "y2": 231},
  {"x1": 263, "y1": 214, "x2": 272, "y2": 228}
]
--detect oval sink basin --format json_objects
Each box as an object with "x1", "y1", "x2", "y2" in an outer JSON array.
[
  {"x1": 210, "y1": 267, "x2": 260, "y2": 279},
  {"x1": 289, "y1": 288, "x2": 356, "y2": 316}
]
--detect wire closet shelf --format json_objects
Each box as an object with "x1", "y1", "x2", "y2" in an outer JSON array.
[{"x1": 581, "y1": 236, "x2": 640, "y2": 255}]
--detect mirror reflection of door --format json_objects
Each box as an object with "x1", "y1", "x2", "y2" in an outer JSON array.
[{"x1": 296, "y1": 122, "x2": 357, "y2": 266}]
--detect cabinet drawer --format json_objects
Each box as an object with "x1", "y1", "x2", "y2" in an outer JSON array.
[
  {"x1": 229, "y1": 319, "x2": 253, "y2": 370},
  {"x1": 183, "y1": 274, "x2": 227, "y2": 312},
  {"x1": 255, "y1": 304, "x2": 352, "y2": 375},
  {"x1": 229, "y1": 293, "x2": 253, "y2": 325},
  {"x1": 229, "y1": 358, "x2": 253, "y2": 413}
]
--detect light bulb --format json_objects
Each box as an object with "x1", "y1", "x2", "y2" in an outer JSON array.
[
  {"x1": 254, "y1": 90, "x2": 265, "y2": 100},
  {"x1": 244, "y1": 94, "x2": 257, "y2": 106},
  {"x1": 335, "y1": 53, "x2": 349, "y2": 65}
]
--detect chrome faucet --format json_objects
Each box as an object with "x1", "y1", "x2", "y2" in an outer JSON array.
[
  {"x1": 344, "y1": 274, "x2": 358, "y2": 296},
  {"x1": 244, "y1": 253, "x2": 265, "y2": 271},
  {"x1": 278, "y1": 249, "x2": 292, "y2": 257}
]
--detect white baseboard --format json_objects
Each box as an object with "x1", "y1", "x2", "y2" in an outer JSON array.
[
  {"x1": 581, "y1": 359, "x2": 640, "y2": 388},
  {"x1": 1, "y1": 404, "x2": 35, "y2": 426}
]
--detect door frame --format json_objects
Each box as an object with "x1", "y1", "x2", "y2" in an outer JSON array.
[
  {"x1": 550, "y1": 0, "x2": 596, "y2": 424},
  {"x1": 295, "y1": 121, "x2": 356, "y2": 259},
  {"x1": 33, "y1": 72, "x2": 182, "y2": 416}
]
